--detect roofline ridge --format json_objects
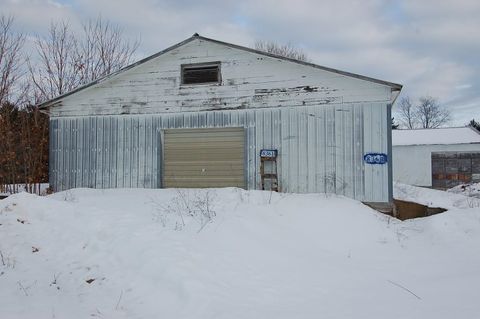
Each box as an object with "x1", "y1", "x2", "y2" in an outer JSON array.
[{"x1": 38, "y1": 33, "x2": 403, "y2": 110}]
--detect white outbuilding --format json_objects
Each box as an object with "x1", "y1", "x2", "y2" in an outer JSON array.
[
  {"x1": 392, "y1": 127, "x2": 480, "y2": 188},
  {"x1": 40, "y1": 34, "x2": 402, "y2": 206}
]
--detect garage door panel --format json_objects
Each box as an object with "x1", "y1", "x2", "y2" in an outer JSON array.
[
  {"x1": 164, "y1": 147, "x2": 243, "y2": 156},
  {"x1": 164, "y1": 128, "x2": 245, "y2": 188},
  {"x1": 166, "y1": 142, "x2": 243, "y2": 153},
  {"x1": 164, "y1": 177, "x2": 245, "y2": 188},
  {"x1": 165, "y1": 167, "x2": 243, "y2": 178},
  {"x1": 165, "y1": 134, "x2": 245, "y2": 141},
  {"x1": 165, "y1": 160, "x2": 244, "y2": 166},
  {"x1": 165, "y1": 165, "x2": 244, "y2": 172},
  {"x1": 164, "y1": 154, "x2": 242, "y2": 162}
]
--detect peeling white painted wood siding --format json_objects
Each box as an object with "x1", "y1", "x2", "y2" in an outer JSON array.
[
  {"x1": 49, "y1": 38, "x2": 392, "y2": 117},
  {"x1": 50, "y1": 103, "x2": 391, "y2": 203}
]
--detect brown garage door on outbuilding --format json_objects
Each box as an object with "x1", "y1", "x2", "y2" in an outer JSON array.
[{"x1": 164, "y1": 127, "x2": 246, "y2": 188}]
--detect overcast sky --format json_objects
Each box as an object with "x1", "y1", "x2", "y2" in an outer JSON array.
[{"x1": 3, "y1": 0, "x2": 479, "y2": 125}]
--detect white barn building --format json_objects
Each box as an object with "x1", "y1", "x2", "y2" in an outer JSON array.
[
  {"x1": 392, "y1": 127, "x2": 480, "y2": 188},
  {"x1": 40, "y1": 34, "x2": 402, "y2": 206}
]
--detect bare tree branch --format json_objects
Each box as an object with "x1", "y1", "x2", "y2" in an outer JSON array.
[
  {"x1": 397, "y1": 97, "x2": 416, "y2": 129},
  {"x1": 29, "y1": 21, "x2": 79, "y2": 103},
  {"x1": 75, "y1": 16, "x2": 139, "y2": 83},
  {"x1": 417, "y1": 96, "x2": 451, "y2": 128},
  {"x1": 0, "y1": 15, "x2": 25, "y2": 106},
  {"x1": 254, "y1": 40, "x2": 309, "y2": 62},
  {"x1": 395, "y1": 96, "x2": 451, "y2": 129},
  {"x1": 30, "y1": 17, "x2": 139, "y2": 104}
]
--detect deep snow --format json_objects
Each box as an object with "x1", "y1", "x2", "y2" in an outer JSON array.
[
  {"x1": 394, "y1": 182, "x2": 480, "y2": 209},
  {"x1": 448, "y1": 182, "x2": 480, "y2": 199},
  {"x1": 1, "y1": 187, "x2": 479, "y2": 318}
]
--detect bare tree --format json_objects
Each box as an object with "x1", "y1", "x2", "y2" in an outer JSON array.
[
  {"x1": 254, "y1": 40, "x2": 309, "y2": 62},
  {"x1": 0, "y1": 15, "x2": 25, "y2": 106},
  {"x1": 397, "y1": 97, "x2": 416, "y2": 129},
  {"x1": 30, "y1": 17, "x2": 139, "y2": 103},
  {"x1": 417, "y1": 96, "x2": 451, "y2": 128},
  {"x1": 74, "y1": 17, "x2": 139, "y2": 83},
  {"x1": 29, "y1": 21, "x2": 79, "y2": 103},
  {"x1": 396, "y1": 96, "x2": 451, "y2": 129}
]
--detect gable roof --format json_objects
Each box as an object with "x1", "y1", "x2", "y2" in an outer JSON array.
[
  {"x1": 38, "y1": 33, "x2": 402, "y2": 109},
  {"x1": 392, "y1": 127, "x2": 480, "y2": 146}
]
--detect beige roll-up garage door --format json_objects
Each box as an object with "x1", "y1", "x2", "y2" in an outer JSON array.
[{"x1": 164, "y1": 127, "x2": 245, "y2": 188}]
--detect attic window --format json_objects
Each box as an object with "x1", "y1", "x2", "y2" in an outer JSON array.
[{"x1": 181, "y1": 62, "x2": 221, "y2": 85}]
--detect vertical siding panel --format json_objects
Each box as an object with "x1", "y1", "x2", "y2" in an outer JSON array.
[
  {"x1": 124, "y1": 117, "x2": 131, "y2": 187},
  {"x1": 314, "y1": 107, "x2": 324, "y2": 193},
  {"x1": 272, "y1": 109, "x2": 281, "y2": 191},
  {"x1": 81, "y1": 118, "x2": 87, "y2": 189},
  {"x1": 334, "y1": 106, "x2": 345, "y2": 195},
  {"x1": 306, "y1": 107, "x2": 316, "y2": 192},
  {"x1": 344, "y1": 107, "x2": 354, "y2": 198},
  {"x1": 102, "y1": 116, "x2": 110, "y2": 188},
  {"x1": 71, "y1": 119, "x2": 76, "y2": 189},
  {"x1": 298, "y1": 109, "x2": 308, "y2": 192},
  {"x1": 78, "y1": 118, "x2": 84, "y2": 189},
  {"x1": 95, "y1": 117, "x2": 103, "y2": 188},
  {"x1": 65, "y1": 119, "x2": 70, "y2": 189},
  {"x1": 279, "y1": 109, "x2": 288, "y2": 192},
  {"x1": 116, "y1": 117, "x2": 124, "y2": 188},
  {"x1": 138, "y1": 116, "x2": 146, "y2": 187},
  {"x1": 363, "y1": 103, "x2": 374, "y2": 201},
  {"x1": 144, "y1": 116, "x2": 152, "y2": 188},
  {"x1": 289, "y1": 108, "x2": 298, "y2": 192},
  {"x1": 50, "y1": 102, "x2": 389, "y2": 202},
  {"x1": 90, "y1": 117, "x2": 95, "y2": 188},
  {"x1": 325, "y1": 106, "x2": 336, "y2": 193},
  {"x1": 132, "y1": 117, "x2": 139, "y2": 188},
  {"x1": 110, "y1": 117, "x2": 117, "y2": 188},
  {"x1": 49, "y1": 120, "x2": 56, "y2": 190},
  {"x1": 57, "y1": 119, "x2": 64, "y2": 190},
  {"x1": 247, "y1": 111, "x2": 256, "y2": 189},
  {"x1": 72, "y1": 118, "x2": 78, "y2": 189},
  {"x1": 380, "y1": 105, "x2": 389, "y2": 201}
]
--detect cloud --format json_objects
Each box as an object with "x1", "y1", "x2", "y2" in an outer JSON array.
[
  {"x1": 2, "y1": 0, "x2": 82, "y2": 33},
  {"x1": 1, "y1": 0, "x2": 478, "y2": 124}
]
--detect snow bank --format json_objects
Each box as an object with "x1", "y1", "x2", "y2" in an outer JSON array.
[
  {"x1": 394, "y1": 182, "x2": 480, "y2": 209},
  {"x1": 448, "y1": 182, "x2": 480, "y2": 199},
  {"x1": 1, "y1": 188, "x2": 480, "y2": 318}
]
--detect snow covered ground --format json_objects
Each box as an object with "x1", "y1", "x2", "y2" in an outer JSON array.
[
  {"x1": 394, "y1": 182, "x2": 480, "y2": 209},
  {"x1": 1, "y1": 187, "x2": 479, "y2": 318},
  {"x1": 448, "y1": 182, "x2": 480, "y2": 199}
]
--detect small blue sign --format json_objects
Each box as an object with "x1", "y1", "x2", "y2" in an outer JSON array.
[
  {"x1": 260, "y1": 149, "x2": 278, "y2": 158},
  {"x1": 364, "y1": 153, "x2": 388, "y2": 165}
]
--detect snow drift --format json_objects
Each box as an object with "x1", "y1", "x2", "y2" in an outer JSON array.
[{"x1": 1, "y1": 187, "x2": 479, "y2": 318}]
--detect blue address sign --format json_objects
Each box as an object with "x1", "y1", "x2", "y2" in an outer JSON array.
[
  {"x1": 364, "y1": 153, "x2": 388, "y2": 165},
  {"x1": 260, "y1": 149, "x2": 278, "y2": 158}
]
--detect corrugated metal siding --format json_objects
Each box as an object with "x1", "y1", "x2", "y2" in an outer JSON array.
[{"x1": 50, "y1": 102, "x2": 390, "y2": 202}]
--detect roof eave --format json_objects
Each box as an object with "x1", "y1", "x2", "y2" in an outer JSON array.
[{"x1": 196, "y1": 35, "x2": 403, "y2": 90}]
